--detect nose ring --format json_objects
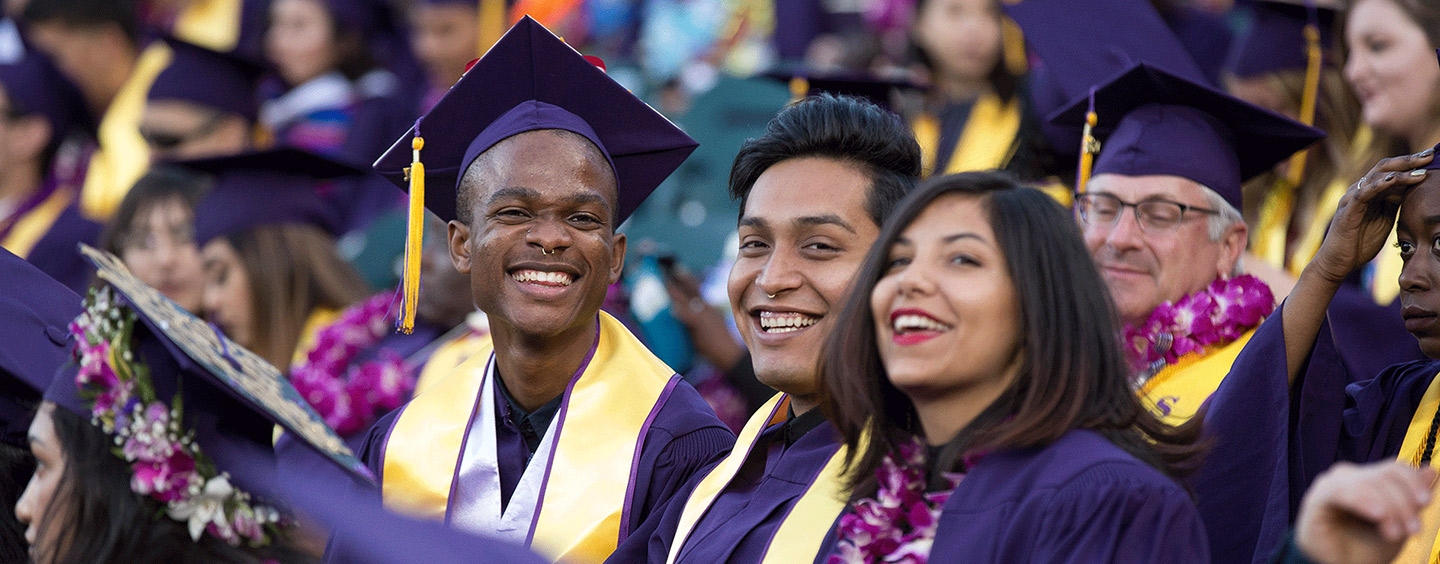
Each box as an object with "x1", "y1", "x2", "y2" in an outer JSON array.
[
  {"x1": 765, "y1": 293, "x2": 776, "y2": 299},
  {"x1": 541, "y1": 248, "x2": 554, "y2": 256}
]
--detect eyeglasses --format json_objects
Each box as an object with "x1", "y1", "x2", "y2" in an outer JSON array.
[
  {"x1": 1074, "y1": 192, "x2": 1219, "y2": 232},
  {"x1": 121, "y1": 225, "x2": 197, "y2": 253},
  {"x1": 140, "y1": 112, "x2": 226, "y2": 151}
]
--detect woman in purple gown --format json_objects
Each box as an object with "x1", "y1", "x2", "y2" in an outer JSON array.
[{"x1": 816, "y1": 172, "x2": 1210, "y2": 563}]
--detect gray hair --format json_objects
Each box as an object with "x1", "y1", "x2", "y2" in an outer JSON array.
[{"x1": 1201, "y1": 186, "x2": 1244, "y2": 242}]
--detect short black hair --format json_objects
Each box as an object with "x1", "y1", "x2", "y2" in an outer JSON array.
[
  {"x1": 22, "y1": 0, "x2": 138, "y2": 44},
  {"x1": 728, "y1": 94, "x2": 922, "y2": 227}
]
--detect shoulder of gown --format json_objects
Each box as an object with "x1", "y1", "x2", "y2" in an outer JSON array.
[{"x1": 624, "y1": 378, "x2": 735, "y2": 536}]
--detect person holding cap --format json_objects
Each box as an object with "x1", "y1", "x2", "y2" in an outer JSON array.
[{"x1": 363, "y1": 17, "x2": 732, "y2": 564}]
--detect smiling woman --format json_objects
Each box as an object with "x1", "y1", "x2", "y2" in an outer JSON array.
[{"x1": 817, "y1": 171, "x2": 1207, "y2": 563}]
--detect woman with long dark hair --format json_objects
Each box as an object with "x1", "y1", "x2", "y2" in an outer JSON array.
[{"x1": 817, "y1": 172, "x2": 1207, "y2": 563}]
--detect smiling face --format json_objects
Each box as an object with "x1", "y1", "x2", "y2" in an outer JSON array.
[
  {"x1": 1082, "y1": 173, "x2": 1245, "y2": 326},
  {"x1": 1396, "y1": 175, "x2": 1440, "y2": 357},
  {"x1": 200, "y1": 238, "x2": 256, "y2": 348},
  {"x1": 1344, "y1": 0, "x2": 1440, "y2": 146},
  {"x1": 728, "y1": 157, "x2": 879, "y2": 401},
  {"x1": 15, "y1": 403, "x2": 65, "y2": 564},
  {"x1": 871, "y1": 193, "x2": 1022, "y2": 420},
  {"x1": 448, "y1": 130, "x2": 624, "y2": 341}
]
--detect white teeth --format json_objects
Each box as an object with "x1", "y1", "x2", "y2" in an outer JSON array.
[
  {"x1": 893, "y1": 314, "x2": 950, "y2": 333},
  {"x1": 511, "y1": 270, "x2": 573, "y2": 286},
  {"x1": 758, "y1": 311, "x2": 819, "y2": 333}
]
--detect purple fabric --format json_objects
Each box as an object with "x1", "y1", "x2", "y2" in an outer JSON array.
[
  {"x1": 22, "y1": 195, "x2": 103, "y2": 295},
  {"x1": 1188, "y1": 305, "x2": 1294, "y2": 564},
  {"x1": 0, "y1": 51, "x2": 89, "y2": 145},
  {"x1": 147, "y1": 37, "x2": 264, "y2": 121},
  {"x1": 1327, "y1": 277, "x2": 1426, "y2": 381},
  {"x1": 183, "y1": 148, "x2": 366, "y2": 244},
  {"x1": 371, "y1": 17, "x2": 698, "y2": 225},
  {"x1": 0, "y1": 246, "x2": 81, "y2": 441},
  {"x1": 1164, "y1": 4, "x2": 1233, "y2": 86},
  {"x1": 814, "y1": 430, "x2": 1209, "y2": 563},
  {"x1": 621, "y1": 375, "x2": 680, "y2": 539},
  {"x1": 493, "y1": 375, "x2": 535, "y2": 510},
  {"x1": 1224, "y1": 1, "x2": 1335, "y2": 79},
  {"x1": 1095, "y1": 104, "x2": 1243, "y2": 207}
]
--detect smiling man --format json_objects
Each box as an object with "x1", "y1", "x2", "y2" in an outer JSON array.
[
  {"x1": 360, "y1": 18, "x2": 732, "y2": 564},
  {"x1": 608, "y1": 93, "x2": 921, "y2": 564}
]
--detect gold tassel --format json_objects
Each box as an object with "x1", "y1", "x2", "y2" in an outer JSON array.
[
  {"x1": 1077, "y1": 88, "x2": 1100, "y2": 193},
  {"x1": 476, "y1": 0, "x2": 507, "y2": 57},
  {"x1": 788, "y1": 76, "x2": 808, "y2": 101},
  {"x1": 1001, "y1": 16, "x2": 1027, "y2": 76},
  {"x1": 1285, "y1": 16, "x2": 1323, "y2": 188},
  {"x1": 400, "y1": 135, "x2": 425, "y2": 334}
]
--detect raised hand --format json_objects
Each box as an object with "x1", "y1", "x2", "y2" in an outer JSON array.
[{"x1": 1311, "y1": 150, "x2": 1434, "y2": 285}]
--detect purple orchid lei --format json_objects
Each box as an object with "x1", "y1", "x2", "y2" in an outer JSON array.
[
  {"x1": 828, "y1": 438, "x2": 965, "y2": 564},
  {"x1": 70, "y1": 287, "x2": 281, "y2": 547},
  {"x1": 289, "y1": 290, "x2": 416, "y2": 436},
  {"x1": 1122, "y1": 274, "x2": 1275, "y2": 377}
]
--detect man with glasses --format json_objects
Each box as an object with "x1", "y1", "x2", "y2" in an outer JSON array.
[{"x1": 142, "y1": 38, "x2": 264, "y2": 163}]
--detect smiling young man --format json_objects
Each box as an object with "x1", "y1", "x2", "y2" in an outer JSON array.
[
  {"x1": 609, "y1": 93, "x2": 922, "y2": 564},
  {"x1": 359, "y1": 18, "x2": 732, "y2": 564}
]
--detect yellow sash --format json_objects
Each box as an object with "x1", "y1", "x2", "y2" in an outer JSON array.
[
  {"x1": 665, "y1": 394, "x2": 849, "y2": 563},
  {"x1": 290, "y1": 307, "x2": 341, "y2": 367},
  {"x1": 173, "y1": 0, "x2": 242, "y2": 52},
  {"x1": 79, "y1": 43, "x2": 169, "y2": 221},
  {"x1": 0, "y1": 188, "x2": 73, "y2": 258},
  {"x1": 1252, "y1": 177, "x2": 1350, "y2": 277},
  {"x1": 413, "y1": 331, "x2": 494, "y2": 396},
  {"x1": 1138, "y1": 329, "x2": 1257, "y2": 425},
  {"x1": 912, "y1": 92, "x2": 1022, "y2": 177},
  {"x1": 382, "y1": 312, "x2": 677, "y2": 563},
  {"x1": 1391, "y1": 373, "x2": 1440, "y2": 564}
]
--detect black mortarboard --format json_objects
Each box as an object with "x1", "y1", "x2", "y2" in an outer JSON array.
[
  {"x1": 147, "y1": 36, "x2": 266, "y2": 122},
  {"x1": 178, "y1": 148, "x2": 366, "y2": 245},
  {"x1": 0, "y1": 247, "x2": 80, "y2": 446},
  {"x1": 1051, "y1": 63, "x2": 1325, "y2": 210}
]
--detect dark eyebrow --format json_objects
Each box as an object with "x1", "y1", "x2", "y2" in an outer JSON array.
[
  {"x1": 737, "y1": 216, "x2": 767, "y2": 229},
  {"x1": 795, "y1": 214, "x2": 857, "y2": 234},
  {"x1": 943, "y1": 233, "x2": 988, "y2": 244},
  {"x1": 486, "y1": 186, "x2": 614, "y2": 214},
  {"x1": 1424, "y1": 215, "x2": 1440, "y2": 228}
]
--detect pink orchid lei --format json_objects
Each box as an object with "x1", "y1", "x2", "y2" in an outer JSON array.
[
  {"x1": 828, "y1": 438, "x2": 965, "y2": 564},
  {"x1": 1122, "y1": 274, "x2": 1274, "y2": 378},
  {"x1": 70, "y1": 287, "x2": 281, "y2": 547},
  {"x1": 289, "y1": 290, "x2": 416, "y2": 436}
]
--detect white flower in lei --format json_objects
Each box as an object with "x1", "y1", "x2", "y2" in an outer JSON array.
[{"x1": 168, "y1": 474, "x2": 236, "y2": 542}]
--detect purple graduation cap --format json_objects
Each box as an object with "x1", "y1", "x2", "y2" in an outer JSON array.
[
  {"x1": 176, "y1": 147, "x2": 366, "y2": 246},
  {"x1": 1224, "y1": 0, "x2": 1336, "y2": 79},
  {"x1": 760, "y1": 68, "x2": 922, "y2": 111},
  {"x1": 1050, "y1": 63, "x2": 1325, "y2": 210},
  {"x1": 372, "y1": 15, "x2": 697, "y2": 332},
  {"x1": 0, "y1": 247, "x2": 81, "y2": 445},
  {"x1": 0, "y1": 50, "x2": 90, "y2": 146},
  {"x1": 147, "y1": 36, "x2": 267, "y2": 122}
]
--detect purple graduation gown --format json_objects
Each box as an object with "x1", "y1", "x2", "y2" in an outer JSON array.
[
  {"x1": 1327, "y1": 277, "x2": 1426, "y2": 383},
  {"x1": 357, "y1": 369, "x2": 735, "y2": 547},
  {"x1": 21, "y1": 200, "x2": 102, "y2": 295},
  {"x1": 814, "y1": 429, "x2": 1209, "y2": 563},
  {"x1": 612, "y1": 410, "x2": 841, "y2": 564}
]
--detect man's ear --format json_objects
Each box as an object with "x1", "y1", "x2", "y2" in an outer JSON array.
[
  {"x1": 1218, "y1": 222, "x2": 1248, "y2": 277},
  {"x1": 608, "y1": 232, "x2": 627, "y2": 284},
  {"x1": 448, "y1": 220, "x2": 473, "y2": 274}
]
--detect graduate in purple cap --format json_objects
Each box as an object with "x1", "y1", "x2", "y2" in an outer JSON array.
[
  {"x1": 814, "y1": 172, "x2": 1208, "y2": 563},
  {"x1": 12, "y1": 242, "x2": 372, "y2": 564},
  {"x1": 364, "y1": 16, "x2": 732, "y2": 563},
  {"x1": 608, "y1": 94, "x2": 922, "y2": 564},
  {"x1": 405, "y1": 0, "x2": 482, "y2": 114},
  {"x1": 0, "y1": 246, "x2": 83, "y2": 564},
  {"x1": 142, "y1": 37, "x2": 264, "y2": 162},
  {"x1": 0, "y1": 50, "x2": 103, "y2": 294}
]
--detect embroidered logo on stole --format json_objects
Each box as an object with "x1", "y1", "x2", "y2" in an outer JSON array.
[
  {"x1": 1139, "y1": 329, "x2": 1257, "y2": 425},
  {"x1": 382, "y1": 311, "x2": 678, "y2": 563},
  {"x1": 666, "y1": 393, "x2": 851, "y2": 564}
]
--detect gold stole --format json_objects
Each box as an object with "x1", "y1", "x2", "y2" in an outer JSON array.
[
  {"x1": 665, "y1": 394, "x2": 849, "y2": 564},
  {"x1": 173, "y1": 0, "x2": 242, "y2": 52},
  {"x1": 382, "y1": 311, "x2": 677, "y2": 563},
  {"x1": 1252, "y1": 177, "x2": 1349, "y2": 277},
  {"x1": 1138, "y1": 329, "x2": 1257, "y2": 426},
  {"x1": 0, "y1": 188, "x2": 74, "y2": 258},
  {"x1": 290, "y1": 308, "x2": 341, "y2": 367},
  {"x1": 79, "y1": 43, "x2": 169, "y2": 221},
  {"x1": 413, "y1": 331, "x2": 494, "y2": 396},
  {"x1": 1390, "y1": 373, "x2": 1440, "y2": 564},
  {"x1": 912, "y1": 92, "x2": 1022, "y2": 177}
]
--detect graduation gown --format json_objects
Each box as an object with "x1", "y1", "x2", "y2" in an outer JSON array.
[
  {"x1": 0, "y1": 179, "x2": 102, "y2": 294},
  {"x1": 814, "y1": 429, "x2": 1209, "y2": 563},
  {"x1": 617, "y1": 393, "x2": 846, "y2": 564},
  {"x1": 360, "y1": 312, "x2": 734, "y2": 563}
]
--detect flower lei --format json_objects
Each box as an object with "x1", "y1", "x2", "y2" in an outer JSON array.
[
  {"x1": 1122, "y1": 274, "x2": 1275, "y2": 377},
  {"x1": 289, "y1": 290, "x2": 416, "y2": 436},
  {"x1": 828, "y1": 438, "x2": 965, "y2": 564},
  {"x1": 70, "y1": 287, "x2": 281, "y2": 546}
]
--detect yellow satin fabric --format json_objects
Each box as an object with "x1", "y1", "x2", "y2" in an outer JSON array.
[
  {"x1": 1138, "y1": 329, "x2": 1257, "y2": 426},
  {"x1": 912, "y1": 92, "x2": 1022, "y2": 177},
  {"x1": 382, "y1": 311, "x2": 676, "y2": 563},
  {"x1": 413, "y1": 331, "x2": 494, "y2": 396},
  {"x1": 290, "y1": 308, "x2": 341, "y2": 367},
  {"x1": 80, "y1": 43, "x2": 168, "y2": 221},
  {"x1": 1391, "y1": 373, "x2": 1440, "y2": 564},
  {"x1": 0, "y1": 187, "x2": 74, "y2": 258},
  {"x1": 173, "y1": 0, "x2": 242, "y2": 52},
  {"x1": 666, "y1": 393, "x2": 850, "y2": 564}
]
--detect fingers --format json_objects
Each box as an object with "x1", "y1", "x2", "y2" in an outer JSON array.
[
  {"x1": 1314, "y1": 462, "x2": 1434, "y2": 541},
  {"x1": 1367, "y1": 148, "x2": 1436, "y2": 179}
]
